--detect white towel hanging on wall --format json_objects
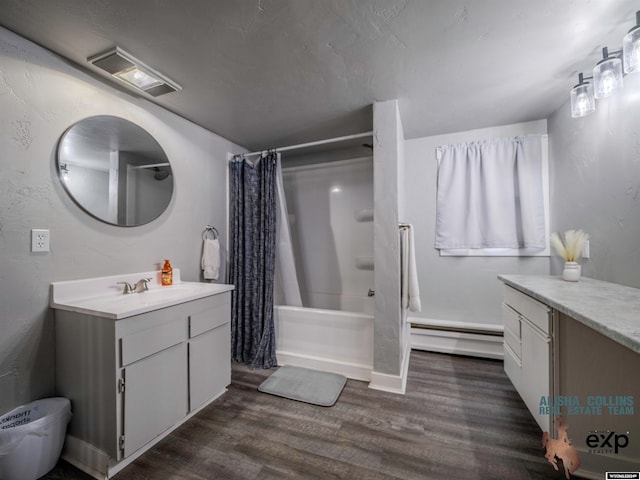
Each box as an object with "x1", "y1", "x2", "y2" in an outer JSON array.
[
  {"x1": 201, "y1": 226, "x2": 220, "y2": 280},
  {"x1": 400, "y1": 224, "x2": 421, "y2": 313},
  {"x1": 202, "y1": 238, "x2": 220, "y2": 280}
]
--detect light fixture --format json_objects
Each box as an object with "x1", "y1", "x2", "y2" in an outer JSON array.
[
  {"x1": 570, "y1": 11, "x2": 640, "y2": 118},
  {"x1": 593, "y1": 47, "x2": 623, "y2": 99},
  {"x1": 570, "y1": 73, "x2": 596, "y2": 118},
  {"x1": 87, "y1": 47, "x2": 181, "y2": 97},
  {"x1": 623, "y1": 11, "x2": 640, "y2": 74}
]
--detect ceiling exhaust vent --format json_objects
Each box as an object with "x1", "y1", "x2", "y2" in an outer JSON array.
[{"x1": 88, "y1": 47, "x2": 181, "y2": 97}]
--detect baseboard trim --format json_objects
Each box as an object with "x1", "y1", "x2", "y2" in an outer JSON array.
[
  {"x1": 369, "y1": 343, "x2": 411, "y2": 395},
  {"x1": 410, "y1": 318, "x2": 504, "y2": 360},
  {"x1": 276, "y1": 350, "x2": 372, "y2": 382}
]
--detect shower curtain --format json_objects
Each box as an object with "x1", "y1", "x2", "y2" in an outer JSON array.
[
  {"x1": 229, "y1": 152, "x2": 279, "y2": 369},
  {"x1": 274, "y1": 160, "x2": 303, "y2": 306}
]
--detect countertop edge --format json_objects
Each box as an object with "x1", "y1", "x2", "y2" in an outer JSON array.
[
  {"x1": 498, "y1": 275, "x2": 640, "y2": 355},
  {"x1": 51, "y1": 284, "x2": 235, "y2": 320}
]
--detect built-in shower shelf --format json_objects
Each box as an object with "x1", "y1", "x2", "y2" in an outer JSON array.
[
  {"x1": 355, "y1": 255, "x2": 374, "y2": 270},
  {"x1": 354, "y1": 208, "x2": 373, "y2": 222}
]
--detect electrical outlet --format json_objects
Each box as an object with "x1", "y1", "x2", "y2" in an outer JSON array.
[
  {"x1": 31, "y1": 228, "x2": 50, "y2": 253},
  {"x1": 582, "y1": 239, "x2": 590, "y2": 259}
]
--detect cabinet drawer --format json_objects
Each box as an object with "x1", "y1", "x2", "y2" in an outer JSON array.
[
  {"x1": 121, "y1": 320, "x2": 185, "y2": 367},
  {"x1": 504, "y1": 342, "x2": 522, "y2": 393},
  {"x1": 502, "y1": 303, "x2": 521, "y2": 357},
  {"x1": 503, "y1": 286, "x2": 550, "y2": 334},
  {"x1": 502, "y1": 304, "x2": 520, "y2": 338},
  {"x1": 504, "y1": 326, "x2": 521, "y2": 359},
  {"x1": 189, "y1": 296, "x2": 230, "y2": 338}
]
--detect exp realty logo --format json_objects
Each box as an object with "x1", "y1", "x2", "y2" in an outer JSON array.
[{"x1": 586, "y1": 430, "x2": 631, "y2": 455}]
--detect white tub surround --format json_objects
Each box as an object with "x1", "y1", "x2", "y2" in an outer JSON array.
[
  {"x1": 498, "y1": 275, "x2": 640, "y2": 479},
  {"x1": 280, "y1": 156, "x2": 374, "y2": 312},
  {"x1": 274, "y1": 305, "x2": 373, "y2": 382},
  {"x1": 51, "y1": 272, "x2": 234, "y2": 479}
]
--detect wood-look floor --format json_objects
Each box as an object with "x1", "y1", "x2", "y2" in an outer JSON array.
[{"x1": 43, "y1": 351, "x2": 582, "y2": 480}]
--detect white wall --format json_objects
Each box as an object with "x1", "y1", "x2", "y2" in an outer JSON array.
[
  {"x1": 372, "y1": 100, "x2": 404, "y2": 377},
  {"x1": 0, "y1": 27, "x2": 244, "y2": 413},
  {"x1": 548, "y1": 73, "x2": 640, "y2": 288},
  {"x1": 403, "y1": 120, "x2": 549, "y2": 327}
]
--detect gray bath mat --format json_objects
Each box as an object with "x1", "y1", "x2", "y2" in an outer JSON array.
[{"x1": 258, "y1": 365, "x2": 347, "y2": 407}]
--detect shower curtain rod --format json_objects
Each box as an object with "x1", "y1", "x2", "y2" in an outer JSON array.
[{"x1": 235, "y1": 131, "x2": 374, "y2": 159}]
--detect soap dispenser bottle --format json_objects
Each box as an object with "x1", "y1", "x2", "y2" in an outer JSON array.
[{"x1": 161, "y1": 259, "x2": 173, "y2": 286}]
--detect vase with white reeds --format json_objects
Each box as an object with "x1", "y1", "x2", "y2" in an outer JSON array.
[{"x1": 550, "y1": 229, "x2": 589, "y2": 282}]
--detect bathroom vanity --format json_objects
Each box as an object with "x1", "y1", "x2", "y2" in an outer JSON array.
[
  {"x1": 50, "y1": 271, "x2": 234, "y2": 479},
  {"x1": 498, "y1": 275, "x2": 640, "y2": 479}
]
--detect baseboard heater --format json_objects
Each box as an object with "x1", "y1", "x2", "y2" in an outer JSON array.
[
  {"x1": 410, "y1": 322, "x2": 502, "y2": 336},
  {"x1": 410, "y1": 319, "x2": 504, "y2": 360}
]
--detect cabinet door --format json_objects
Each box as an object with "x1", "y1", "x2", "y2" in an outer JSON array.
[
  {"x1": 189, "y1": 322, "x2": 231, "y2": 411},
  {"x1": 520, "y1": 318, "x2": 552, "y2": 432},
  {"x1": 123, "y1": 343, "x2": 187, "y2": 457}
]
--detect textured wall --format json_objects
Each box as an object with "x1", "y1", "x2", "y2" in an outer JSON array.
[
  {"x1": 372, "y1": 100, "x2": 403, "y2": 375},
  {"x1": 0, "y1": 27, "x2": 243, "y2": 413},
  {"x1": 403, "y1": 120, "x2": 550, "y2": 327},
  {"x1": 548, "y1": 74, "x2": 640, "y2": 288}
]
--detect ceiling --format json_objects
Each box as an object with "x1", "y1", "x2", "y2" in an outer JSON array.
[{"x1": 0, "y1": 0, "x2": 637, "y2": 151}]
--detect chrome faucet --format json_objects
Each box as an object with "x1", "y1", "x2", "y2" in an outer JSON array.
[
  {"x1": 117, "y1": 281, "x2": 134, "y2": 294},
  {"x1": 117, "y1": 278, "x2": 151, "y2": 294},
  {"x1": 133, "y1": 278, "x2": 151, "y2": 293}
]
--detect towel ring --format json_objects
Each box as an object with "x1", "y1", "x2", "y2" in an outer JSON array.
[{"x1": 203, "y1": 225, "x2": 218, "y2": 240}]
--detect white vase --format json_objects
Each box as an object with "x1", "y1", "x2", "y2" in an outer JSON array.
[{"x1": 562, "y1": 261, "x2": 581, "y2": 282}]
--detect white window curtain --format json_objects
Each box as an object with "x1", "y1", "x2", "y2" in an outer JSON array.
[{"x1": 435, "y1": 136, "x2": 546, "y2": 252}]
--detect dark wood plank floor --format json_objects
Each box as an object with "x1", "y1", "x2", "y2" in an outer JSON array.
[{"x1": 43, "y1": 351, "x2": 582, "y2": 479}]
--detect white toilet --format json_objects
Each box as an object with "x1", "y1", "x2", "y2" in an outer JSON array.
[{"x1": 0, "y1": 397, "x2": 71, "y2": 480}]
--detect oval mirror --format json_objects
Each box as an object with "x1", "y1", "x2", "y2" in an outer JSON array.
[{"x1": 57, "y1": 115, "x2": 174, "y2": 226}]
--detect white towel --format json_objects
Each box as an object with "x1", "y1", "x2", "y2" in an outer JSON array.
[
  {"x1": 401, "y1": 225, "x2": 421, "y2": 313},
  {"x1": 201, "y1": 238, "x2": 220, "y2": 280}
]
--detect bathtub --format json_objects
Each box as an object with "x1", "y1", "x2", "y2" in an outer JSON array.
[{"x1": 274, "y1": 305, "x2": 373, "y2": 381}]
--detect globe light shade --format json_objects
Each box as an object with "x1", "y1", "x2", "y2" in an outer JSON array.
[
  {"x1": 593, "y1": 56, "x2": 623, "y2": 99},
  {"x1": 570, "y1": 81, "x2": 596, "y2": 118},
  {"x1": 623, "y1": 25, "x2": 640, "y2": 74}
]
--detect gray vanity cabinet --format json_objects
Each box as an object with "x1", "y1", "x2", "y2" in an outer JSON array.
[
  {"x1": 54, "y1": 291, "x2": 231, "y2": 479},
  {"x1": 499, "y1": 275, "x2": 640, "y2": 477}
]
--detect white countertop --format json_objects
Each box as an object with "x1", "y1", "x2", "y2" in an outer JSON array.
[
  {"x1": 51, "y1": 269, "x2": 234, "y2": 319},
  {"x1": 498, "y1": 275, "x2": 640, "y2": 354}
]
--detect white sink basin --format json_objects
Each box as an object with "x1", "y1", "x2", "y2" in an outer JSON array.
[{"x1": 50, "y1": 269, "x2": 234, "y2": 319}]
